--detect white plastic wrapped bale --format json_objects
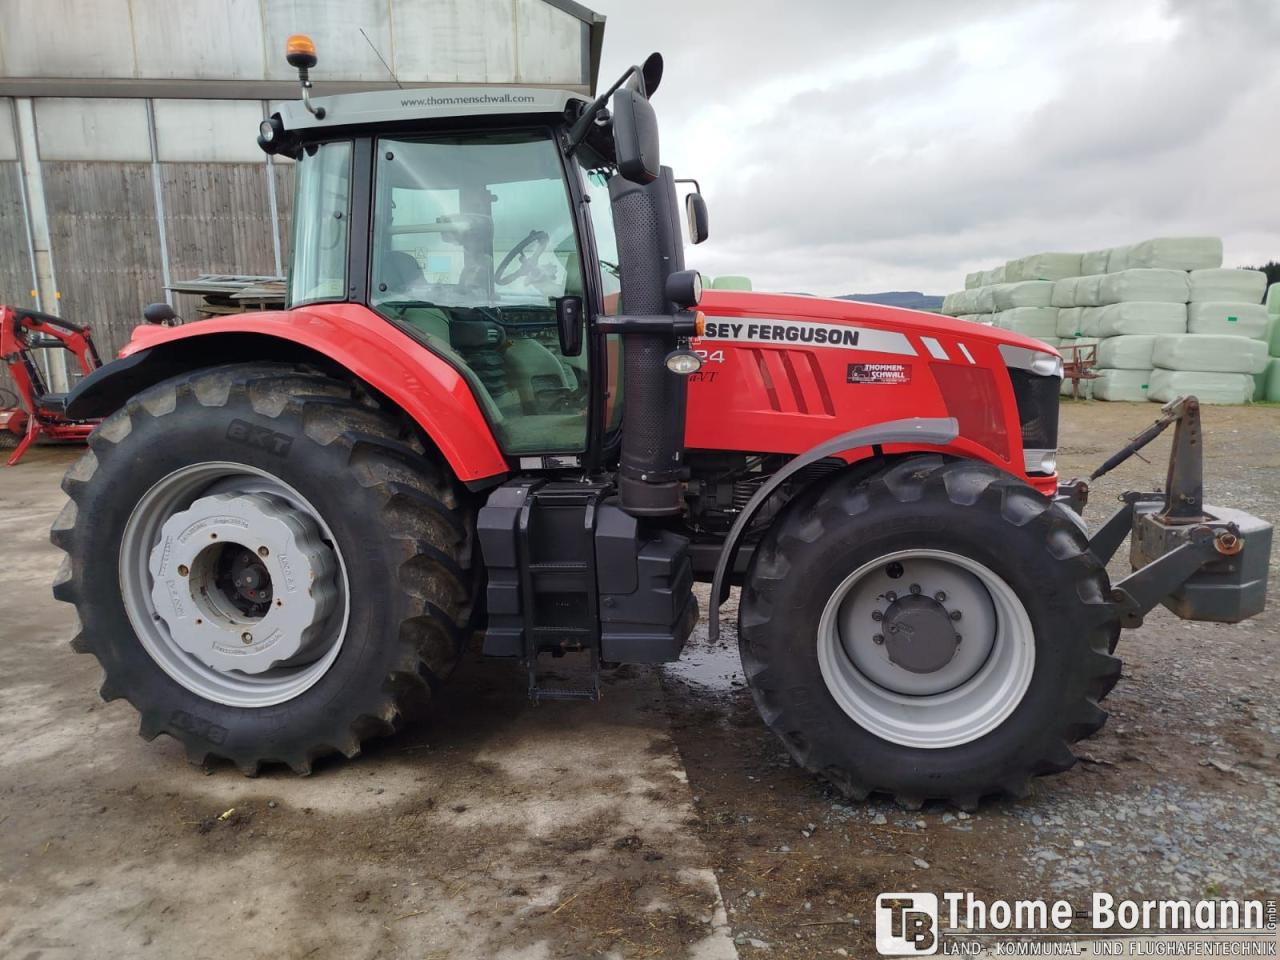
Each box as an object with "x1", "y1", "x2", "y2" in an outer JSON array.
[
  {"x1": 1061, "y1": 377, "x2": 1093, "y2": 399},
  {"x1": 988, "y1": 265, "x2": 1007, "y2": 284},
  {"x1": 1081, "y1": 250, "x2": 1111, "y2": 275},
  {"x1": 1098, "y1": 269, "x2": 1189, "y2": 305},
  {"x1": 1187, "y1": 268, "x2": 1267, "y2": 303},
  {"x1": 1262, "y1": 357, "x2": 1280, "y2": 402},
  {"x1": 1092, "y1": 369, "x2": 1152, "y2": 402},
  {"x1": 974, "y1": 285, "x2": 998, "y2": 313},
  {"x1": 1051, "y1": 277, "x2": 1079, "y2": 308},
  {"x1": 1018, "y1": 252, "x2": 1083, "y2": 281},
  {"x1": 941, "y1": 292, "x2": 958, "y2": 316},
  {"x1": 993, "y1": 280, "x2": 1054, "y2": 309},
  {"x1": 1186, "y1": 302, "x2": 1270, "y2": 338},
  {"x1": 1076, "y1": 307, "x2": 1104, "y2": 337},
  {"x1": 1003, "y1": 257, "x2": 1026, "y2": 283},
  {"x1": 1148, "y1": 369, "x2": 1254, "y2": 404},
  {"x1": 1032, "y1": 337, "x2": 1061, "y2": 349},
  {"x1": 1269, "y1": 316, "x2": 1280, "y2": 355},
  {"x1": 965, "y1": 271, "x2": 983, "y2": 290},
  {"x1": 1094, "y1": 302, "x2": 1187, "y2": 337},
  {"x1": 1105, "y1": 246, "x2": 1132, "y2": 273},
  {"x1": 1075, "y1": 274, "x2": 1104, "y2": 307},
  {"x1": 995, "y1": 307, "x2": 1059, "y2": 338},
  {"x1": 1056, "y1": 307, "x2": 1085, "y2": 338},
  {"x1": 1151, "y1": 334, "x2": 1269, "y2": 374},
  {"x1": 1267, "y1": 282, "x2": 1280, "y2": 317},
  {"x1": 1096, "y1": 335, "x2": 1158, "y2": 370},
  {"x1": 1126, "y1": 236, "x2": 1223, "y2": 271}
]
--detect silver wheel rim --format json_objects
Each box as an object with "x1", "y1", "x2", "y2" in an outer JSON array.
[
  {"x1": 119, "y1": 462, "x2": 350, "y2": 708},
  {"x1": 816, "y1": 548, "x2": 1034, "y2": 749}
]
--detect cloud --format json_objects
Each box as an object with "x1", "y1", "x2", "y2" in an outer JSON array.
[{"x1": 590, "y1": 0, "x2": 1280, "y2": 295}]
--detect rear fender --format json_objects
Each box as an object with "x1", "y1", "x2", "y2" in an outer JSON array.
[{"x1": 64, "y1": 305, "x2": 509, "y2": 483}]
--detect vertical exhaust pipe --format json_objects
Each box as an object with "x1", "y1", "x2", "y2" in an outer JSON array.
[{"x1": 608, "y1": 167, "x2": 687, "y2": 516}]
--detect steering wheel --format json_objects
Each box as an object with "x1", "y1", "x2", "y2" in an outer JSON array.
[{"x1": 495, "y1": 230, "x2": 550, "y2": 286}]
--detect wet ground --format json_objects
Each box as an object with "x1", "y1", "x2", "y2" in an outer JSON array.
[{"x1": 1, "y1": 401, "x2": 1277, "y2": 958}]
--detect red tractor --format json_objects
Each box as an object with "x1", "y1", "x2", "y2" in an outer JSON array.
[{"x1": 52, "y1": 40, "x2": 1270, "y2": 807}]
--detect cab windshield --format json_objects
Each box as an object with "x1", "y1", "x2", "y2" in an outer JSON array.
[{"x1": 370, "y1": 131, "x2": 589, "y2": 455}]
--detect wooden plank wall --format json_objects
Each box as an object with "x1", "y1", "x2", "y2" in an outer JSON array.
[
  {"x1": 161, "y1": 163, "x2": 278, "y2": 321},
  {"x1": 42, "y1": 162, "x2": 167, "y2": 367}
]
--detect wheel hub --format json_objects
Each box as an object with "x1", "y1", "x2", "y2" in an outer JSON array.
[
  {"x1": 881, "y1": 594, "x2": 960, "y2": 674},
  {"x1": 147, "y1": 491, "x2": 338, "y2": 675}
]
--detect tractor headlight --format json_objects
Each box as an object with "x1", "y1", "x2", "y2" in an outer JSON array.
[
  {"x1": 259, "y1": 119, "x2": 276, "y2": 143},
  {"x1": 1023, "y1": 449, "x2": 1057, "y2": 475}
]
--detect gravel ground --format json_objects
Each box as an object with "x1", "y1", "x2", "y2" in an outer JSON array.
[{"x1": 0, "y1": 400, "x2": 1275, "y2": 959}]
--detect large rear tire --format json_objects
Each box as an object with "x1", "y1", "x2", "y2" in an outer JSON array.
[
  {"x1": 51, "y1": 363, "x2": 475, "y2": 774},
  {"x1": 739, "y1": 455, "x2": 1121, "y2": 808}
]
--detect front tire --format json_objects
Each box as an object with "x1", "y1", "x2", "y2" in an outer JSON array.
[
  {"x1": 51, "y1": 364, "x2": 475, "y2": 774},
  {"x1": 739, "y1": 455, "x2": 1121, "y2": 808}
]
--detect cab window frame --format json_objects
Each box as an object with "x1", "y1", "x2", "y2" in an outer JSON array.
[
  {"x1": 286, "y1": 137, "x2": 358, "y2": 310},
  {"x1": 359, "y1": 123, "x2": 606, "y2": 463}
]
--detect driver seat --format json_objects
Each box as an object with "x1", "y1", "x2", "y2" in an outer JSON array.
[{"x1": 382, "y1": 251, "x2": 424, "y2": 294}]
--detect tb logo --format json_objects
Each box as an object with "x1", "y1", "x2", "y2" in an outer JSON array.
[{"x1": 876, "y1": 893, "x2": 938, "y2": 956}]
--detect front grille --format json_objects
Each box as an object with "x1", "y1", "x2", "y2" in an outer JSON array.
[{"x1": 1008, "y1": 368, "x2": 1060, "y2": 452}]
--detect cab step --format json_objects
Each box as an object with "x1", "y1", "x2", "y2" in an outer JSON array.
[{"x1": 527, "y1": 649, "x2": 600, "y2": 703}]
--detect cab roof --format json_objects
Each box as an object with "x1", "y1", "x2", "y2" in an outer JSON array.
[{"x1": 277, "y1": 86, "x2": 590, "y2": 134}]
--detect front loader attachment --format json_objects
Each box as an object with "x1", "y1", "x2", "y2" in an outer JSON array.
[{"x1": 1059, "y1": 396, "x2": 1271, "y2": 628}]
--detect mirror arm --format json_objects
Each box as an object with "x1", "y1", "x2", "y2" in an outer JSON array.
[
  {"x1": 675, "y1": 177, "x2": 702, "y2": 195},
  {"x1": 565, "y1": 63, "x2": 645, "y2": 154}
]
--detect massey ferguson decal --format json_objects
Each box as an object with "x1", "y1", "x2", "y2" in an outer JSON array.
[
  {"x1": 699, "y1": 317, "x2": 917, "y2": 356},
  {"x1": 846, "y1": 362, "x2": 911, "y2": 385}
]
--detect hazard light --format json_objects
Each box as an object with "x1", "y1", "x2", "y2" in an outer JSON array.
[{"x1": 286, "y1": 34, "x2": 318, "y2": 69}]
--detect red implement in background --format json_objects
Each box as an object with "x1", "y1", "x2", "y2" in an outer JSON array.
[{"x1": 0, "y1": 305, "x2": 102, "y2": 465}]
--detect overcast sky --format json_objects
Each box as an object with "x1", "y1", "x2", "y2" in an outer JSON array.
[{"x1": 589, "y1": 0, "x2": 1280, "y2": 296}]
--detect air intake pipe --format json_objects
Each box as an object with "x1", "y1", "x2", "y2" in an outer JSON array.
[{"x1": 607, "y1": 167, "x2": 688, "y2": 516}]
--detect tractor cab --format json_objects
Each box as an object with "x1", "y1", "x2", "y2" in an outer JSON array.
[{"x1": 258, "y1": 42, "x2": 700, "y2": 476}]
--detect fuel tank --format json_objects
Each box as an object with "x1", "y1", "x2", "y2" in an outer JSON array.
[{"x1": 685, "y1": 290, "x2": 1059, "y2": 488}]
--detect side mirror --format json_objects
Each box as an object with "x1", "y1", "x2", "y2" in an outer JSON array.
[
  {"x1": 554, "y1": 295, "x2": 583, "y2": 357},
  {"x1": 685, "y1": 193, "x2": 709, "y2": 244},
  {"x1": 143, "y1": 302, "x2": 178, "y2": 326},
  {"x1": 612, "y1": 87, "x2": 660, "y2": 185}
]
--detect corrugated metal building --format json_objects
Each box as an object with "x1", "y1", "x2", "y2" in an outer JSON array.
[{"x1": 0, "y1": 0, "x2": 604, "y2": 391}]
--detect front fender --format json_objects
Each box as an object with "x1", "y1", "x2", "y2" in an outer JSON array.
[{"x1": 65, "y1": 305, "x2": 509, "y2": 483}]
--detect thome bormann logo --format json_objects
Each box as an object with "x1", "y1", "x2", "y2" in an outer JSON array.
[{"x1": 877, "y1": 893, "x2": 939, "y2": 955}]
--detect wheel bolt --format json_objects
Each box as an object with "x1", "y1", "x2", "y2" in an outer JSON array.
[
  {"x1": 909, "y1": 583, "x2": 921, "y2": 595},
  {"x1": 241, "y1": 632, "x2": 253, "y2": 645},
  {"x1": 950, "y1": 610, "x2": 962, "y2": 621},
  {"x1": 177, "y1": 564, "x2": 189, "y2": 577},
  {"x1": 871, "y1": 610, "x2": 883, "y2": 622},
  {"x1": 934, "y1": 591, "x2": 947, "y2": 602},
  {"x1": 872, "y1": 634, "x2": 885, "y2": 645},
  {"x1": 258, "y1": 546, "x2": 269, "y2": 557},
  {"x1": 884, "y1": 591, "x2": 897, "y2": 602}
]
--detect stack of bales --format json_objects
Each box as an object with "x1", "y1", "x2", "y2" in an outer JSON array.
[
  {"x1": 1260, "y1": 283, "x2": 1280, "y2": 402},
  {"x1": 941, "y1": 237, "x2": 1271, "y2": 403},
  {"x1": 1147, "y1": 264, "x2": 1270, "y2": 404}
]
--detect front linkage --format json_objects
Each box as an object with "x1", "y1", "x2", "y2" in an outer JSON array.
[{"x1": 1058, "y1": 396, "x2": 1271, "y2": 629}]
